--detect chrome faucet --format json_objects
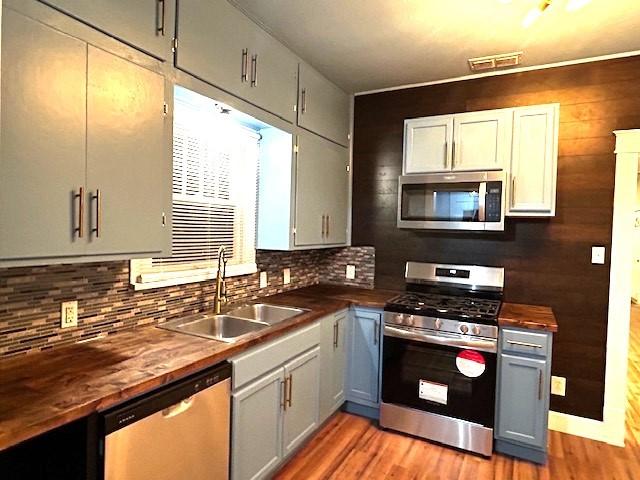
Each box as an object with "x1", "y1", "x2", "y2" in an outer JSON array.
[{"x1": 214, "y1": 246, "x2": 228, "y2": 314}]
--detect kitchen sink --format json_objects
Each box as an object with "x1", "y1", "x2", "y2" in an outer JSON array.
[
  {"x1": 225, "y1": 303, "x2": 308, "y2": 325},
  {"x1": 159, "y1": 314, "x2": 268, "y2": 343}
]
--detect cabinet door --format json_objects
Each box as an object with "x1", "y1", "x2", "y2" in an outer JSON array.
[
  {"x1": 298, "y1": 63, "x2": 350, "y2": 147},
  {"x1": 497, "y1": 353, "x2": 547, "y2": 449},
  {"x1": 246, "y1": 28, "x2": 298, "y2": 123},
  {"x1": 294, "y1": 133, "x2": 329, "y2": 246},
  {"x1": 85, "y1": 46, "x2": 171, "y2": 257},
  {"x1": 508, "y1": 104, "x2": 558, "y2": 217},
  {"x1": 346, "y1": 309, "x2": 381, "y2": 406},
  {"x1": 0, "y1": 8, "x2": 87, "y2": 260},
  {"x1": 282, "y1": 347, "x2": 320, "y2": 457},
  {"x1": 319, "y1": 312, "x2": 347, "y2": 422},
  {"x1": 231, "y1": 369, "x2": 284, "y2": 480},
  {"x1": 453, "y1": 110, "x2": 512, "y2": 171},
  {"x1": 41, "y1": 0, "x2": 174, "y2": 60},
  {"x1": 176, "y1": 0, "x2": 252, "y2": 102},
  {"x1": 323, "y1": 143, "x2": 350, "y2": 246},
  {"x1": 403, "y1": 116, "x2": 454, "y2": 174}
]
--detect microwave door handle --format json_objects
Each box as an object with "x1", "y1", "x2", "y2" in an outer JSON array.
[{"x1": 478, "y1": 182, "x2": 487, "y2": 222}]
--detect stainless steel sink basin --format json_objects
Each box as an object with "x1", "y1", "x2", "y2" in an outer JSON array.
[
  {"x1": 225, "y1": 303, "x2": 308, "y2": 325},
  {"x1": 159, "y1": 314, "x2": 268, "y2": 343}
]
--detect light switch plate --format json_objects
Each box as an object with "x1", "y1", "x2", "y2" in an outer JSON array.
[
  {"x1": 61, "y1": 301, "x2": 78, "y2": 329},
  {"x1": 259, "y1": 271, "x2": 268, "y2": 288},
  {"x1": 592, "y1": 246, "x2": 606, "y2": 265},
  {"x1": 346, "y1": 265, "x2": 356, "y2": 280},
  {"x1": 551, "y1": 376, "x2": 566, "y2": 396},
  {"x1": 283, "y1": 268, "x2": 291, "y2": 285}
]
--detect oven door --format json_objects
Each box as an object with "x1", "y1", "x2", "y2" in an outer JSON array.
[
  {"x1": 381, "y1": 325, "x2": 497, "y2": 428},
  {"x1": 397, "y1": 172, "x2": 504, "y2": 231}
]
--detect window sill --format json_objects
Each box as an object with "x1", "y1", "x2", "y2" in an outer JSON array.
[{"x1": 130, "y1": 262, "x2": 257, "y2": 291}]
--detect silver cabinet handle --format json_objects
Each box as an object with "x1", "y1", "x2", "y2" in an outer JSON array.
[
  {"x1": 250, "y1": 54, "x2": 258, "y2": 87},
  {"x1": 301, "y1": 88, "x2": 307, "y2": 114},
  {"x1": 281, "y1": 378, "x2": 287, "y2": 411},
  {"x1": 511, "y1": 176, "x2": 517, "y2": 206},
  {"x1": 506, "y1": 340, "x2": 542, "y2": 349},
  {"x1": 156, "y1": 0, "x2": 166, "y2": 36},
  {"x1": 74, "y1": 187, "x2": 84, "y2": 238},
  {"x1": 333, "y1": 321, "x2": 338, "y2": 348},
  {"x1": 538, "y1": 370, "x2": 543, "y2": 401},
  {"x1": 326, "y1": 214, "x2": 330, "y2": 238},
  {"x1": 92, "y1": 189, "x2": 101, "y2": 238},
  {"x1": 287, "y1": 373, "x2": 293, "y2": 408},
  {"x1": 321, "y1": 215, "x2": 325, "y2": 237},
  {"x1": 443, "y1": 140, "x2": 448, "y2": 169},
  {"x1": 452, "y1": 140, "x2": 456, "y2": 168},
  {"x1": 373, "y1": 321, "x2": 379, "y2": 346},
  {"x1": 241, "y1": 48, "x2": 248, "y2": 82}
]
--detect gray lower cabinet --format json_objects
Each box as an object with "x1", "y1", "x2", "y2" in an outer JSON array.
[
  {"x1": 495, "y1": 327, "x2": 553, "y2": 464},
  {"x1": 40, "y1": 0, "x2": 175, "y2": 60},
  {"x1": 230, "y1": 324, "x2": 320, "y2": 480},
  {"x1": 0, "y1": 6, "x2": 171, "y2": 265},
  {"x1": 319, "y1": 310, "x2": 347, "y2": 422},
  {"x1": 346, "y1": 308, "x2": 382, "y2": 408},
  {"x1": 176, "y1": 0, "x2": 298, "y2": 123}
]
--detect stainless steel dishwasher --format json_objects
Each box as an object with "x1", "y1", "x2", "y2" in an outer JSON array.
[{"x1": 100, "y1": 362, "x2": 231, "y2": 480}]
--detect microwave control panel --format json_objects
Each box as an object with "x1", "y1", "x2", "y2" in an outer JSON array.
[{"x1": 485, "y1": 182, "x2": 502, "y2": 222}]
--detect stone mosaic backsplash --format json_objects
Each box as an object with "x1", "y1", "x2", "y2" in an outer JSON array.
[{"x1": 0, "y1": 247, "x2": 374, "y2": 357}]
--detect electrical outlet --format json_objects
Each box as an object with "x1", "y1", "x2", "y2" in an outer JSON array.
[
  {"x1": 283, "y1": 268, "x2": 291, "y2": 285},
  {"x1": 346, "y1": 265, "x2": 356, "y2": 280},
  {"x1": 259, "y1": 271, "x2": 268, "y2": 288},
  {"x1": 551, "y1": 376, "x2": 566, "y2": 396},
  {"x1": 591, "y1": 246, "x2": 606, "y2": 265},
  {"x1": 61, "y1": 301, "x2": 78, "y2": 329}
]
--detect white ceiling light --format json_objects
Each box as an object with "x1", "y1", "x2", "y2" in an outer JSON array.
[
  {"x1": 566, "y1": 0, "x2": 592, "y2": 12},
  {"x1": 468, "y1": 52, "x2": 523, "y2": 71},
  {"x1": 523, "y1": 0, "x2": 553, "y2": 28}
]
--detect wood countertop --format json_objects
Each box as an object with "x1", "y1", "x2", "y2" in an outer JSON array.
[
  {"x1": 498, "y1": 302, "x2": 558, "y2": 333},
  {"x1": 0, "y1": 285, "x2": 396, "y2": 452}
]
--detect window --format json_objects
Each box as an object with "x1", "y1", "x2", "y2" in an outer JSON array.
[{"x1": 131, "y1": 87, "x2": 259, "y2": 289}]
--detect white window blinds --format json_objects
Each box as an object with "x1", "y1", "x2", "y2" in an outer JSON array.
[{"x1": 131, "y1": 88, "x2": 259, "y2": 289}]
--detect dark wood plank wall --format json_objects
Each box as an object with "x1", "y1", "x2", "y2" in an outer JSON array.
[{"x1": 352, "y1": 56, "x2": 640, "y2": 420}]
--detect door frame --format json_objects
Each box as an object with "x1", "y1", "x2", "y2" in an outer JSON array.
[{"x1": 548, "y1": 129, "x2": 640, "y2": 446}]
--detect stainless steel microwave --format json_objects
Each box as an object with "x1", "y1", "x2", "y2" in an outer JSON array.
[{"x1": 397, "y1": 171, "x2": 505, "y2": 231}]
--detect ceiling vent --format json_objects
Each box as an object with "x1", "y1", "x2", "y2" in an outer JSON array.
[{"x1": 468, "y1": 52, "x2": 523, "y2": 72}]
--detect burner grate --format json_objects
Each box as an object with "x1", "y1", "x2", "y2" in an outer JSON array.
[{"x1": 386, "y1": 292, "x2": 501, "y2": 322}]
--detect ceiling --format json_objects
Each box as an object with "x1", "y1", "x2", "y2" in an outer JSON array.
[{"x1": 230, "y1": 0, "x2": 640, "y2": 93}]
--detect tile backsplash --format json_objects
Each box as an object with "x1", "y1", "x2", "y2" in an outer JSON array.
[{"x1": 0, "y1": 247, "x2": 374, "y2": 358}]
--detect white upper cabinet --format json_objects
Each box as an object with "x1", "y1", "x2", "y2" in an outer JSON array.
[
  {"x1": 403, "y1": 115, "x2": 454, "y2": 173},
  {"x1": 404, "y1": 109, "x2": 512, "y2": 174},
  {"x1": 298, "y1": 62, "x2": 350, "y2": 147},
  {"x1": 40, "y1": 0, "x2": 175, "y2": 60},
  {"x1": 507, "y1": 104, "x2": 559, "y2": 217},
  {"x1": 176, "y1": 0, "x2": 298, "y2": 123},
  {"x1": 453, "y1": 110, "x2": 513, "y2": 171}
]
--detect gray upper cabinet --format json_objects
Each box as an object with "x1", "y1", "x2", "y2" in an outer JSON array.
[
  {"x1": 176, "y1": 0, "x2": 297, "y2": 123},
  {"x1": 85, "y1": 46, "x2": 171, "y2": 256},
  {"x1": 298, "y1": 62, "x2": 350, "y2": 147},
  {"x1": 294, "y1": 131, "x2": 349, "y2": 247},
  {"x1": 319, "y1": 311, "x2": 347, "y2": 422},
  {"x1": 0, "y1": 6, "x2": 171, "y2": 265},
  {"x1": 40, "y1": 0, "x2": 175, "y2": 60},
  {"x1": 0, "y1": 8, "x2": 87, "y2": 261},
  {"x1": 346, "y1": 309, "x2": 382, "y2": 407}
]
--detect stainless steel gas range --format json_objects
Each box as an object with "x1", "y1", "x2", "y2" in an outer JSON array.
[{"x1": 380, "y1": 261, "x2": 504, "y2": 457}]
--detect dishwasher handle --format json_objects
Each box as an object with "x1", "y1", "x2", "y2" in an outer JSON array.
[{"x1": 102, "y1": 362, "x2": 231, "y2": 434}]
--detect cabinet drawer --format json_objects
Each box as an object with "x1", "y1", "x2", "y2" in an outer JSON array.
[
  {"x1": 231, "y1": 322, "x2": 320, "y2": 390},
  {"x1": 500, "y1": 328, "x2": 549, "y2": 358}
]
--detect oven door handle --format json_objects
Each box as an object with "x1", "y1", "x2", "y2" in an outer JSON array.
[{"x1": 384, "y1": 325, "x2": 497, "y2": 353}]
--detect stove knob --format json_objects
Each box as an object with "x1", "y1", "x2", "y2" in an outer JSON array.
[
  {"x1": 473, "y1": 326, "x2": 481, "y2": 335},
  {"x1": 434, "y1": 319, "x2": 442, "y2": 330},
  {"x1": 460, "y1": 325, "x2": 469, "y2": 334}
]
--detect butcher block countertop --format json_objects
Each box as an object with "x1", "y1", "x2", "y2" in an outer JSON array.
[
  {"x1": 498, "y1": 302, "x2": 558, "y2": 333},
  {"x1": 0, "y1": 285, "x2": 398, "y2": 452}
]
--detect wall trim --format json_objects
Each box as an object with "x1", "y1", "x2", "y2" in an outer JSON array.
[
  {"x1": 355, "y1": 50, "x2": 640, "y2": 96},
  {"x1": 548, "y1": 411, "x2": 614, "y2": 445}
]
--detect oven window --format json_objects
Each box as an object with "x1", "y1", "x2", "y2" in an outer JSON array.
[
  {"x1": 381, "y1": 335, "x2": 496, "y2": 427},
  {"x1": 401, "y1": 182, "x2": 481, "y2": 222}
]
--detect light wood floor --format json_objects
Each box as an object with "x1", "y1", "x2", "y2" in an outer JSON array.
[{"x1": 274, "y1": 306, "x2": 640, "y2": 479}]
